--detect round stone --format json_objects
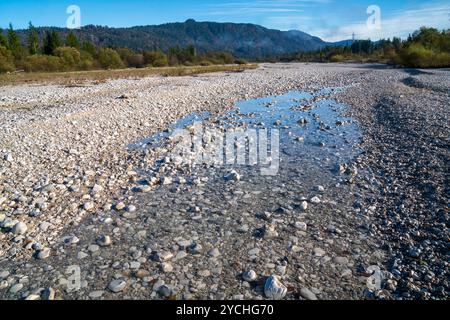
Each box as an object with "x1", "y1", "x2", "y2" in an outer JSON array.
[
  {"x1": 242, "y1": 270, "x2": 257, "y2": 282},
  {"x1": 9, "y1": 283, "x2": 23, "y2": 294},
  {"x1": 115, "y1": 202, "x2": 126, "y2": 210},
  {"x1": 37, "y1": 248, "x2": 51, "y2": 260},
  {"x1": 300, "y1": 201, "x2": 308, "y2": 211},
  {"x1": 300, "y1": 287, "x2": 318, "y2": 300},
  {"x1": 11, "y1": 222, "x2": 27, "y2": 235},
  {"x1": 126, "y1": 205, "x2": 137, "y2": 213},
  {"x1": 108, "y1": 279, "x2": 127, "y2": 293},
  {"x1": 207, "y1": 248, "x2": 220, "y2": 258},
  {"x1": 83, "y1": 202, "x2": 94, "y2": 211},
  {"x1": 310, "y1": 196, "x2": 321, "y2": 204},
  {"x1": 97, "y1": 235, "x2": 112, "y2": 247},
  {"x1": 295, "y1": 221, "x2": 307, "y2": 231}
]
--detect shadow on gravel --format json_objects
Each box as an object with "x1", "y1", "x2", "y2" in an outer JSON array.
[{"x1": 401, "y1": 76, "x2": 450, "y2": 94}]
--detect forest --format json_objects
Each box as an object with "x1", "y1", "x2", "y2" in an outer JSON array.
[
  {"x1": 0, "y1": 23, "x2": 247, "y2": 73},
  {"x1": 1, "y1": 24, "x2": 449, "y2": 74},
  {"x1": 280, "y1": 27, "x2": 450, "y2": 68}
]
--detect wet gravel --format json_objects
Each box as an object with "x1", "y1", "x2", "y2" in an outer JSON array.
[{"x1": 0, "y1": 63, "x2": 448, "y2": 300}]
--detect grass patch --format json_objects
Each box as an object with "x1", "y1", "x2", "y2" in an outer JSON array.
[{"x1": 0, "y1": 64, "x2": 258, "y2": 86}]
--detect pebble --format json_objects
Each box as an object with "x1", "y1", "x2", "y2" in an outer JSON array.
[
  {"x1": 11, "y1": 222, "x2": 27, "y2": 235},
  {"x1": 88, "y1": 244, "x2": 100, "y2": 253},
  {"x1": 126, "y1": 205, "x2": 137, "y2": 213},
  {"x1": 108, "y1": 279, "x2": 127, "y2": 293},
  {"x1": 155, "y1": 251, "x2": 174, "y2": 262},
  {"x1": 9, "y1": 283, "x2": 23, "y2": 294},
  {"x1": 242, "y1": 270, "x2": 257, "y2": 282},
  {"x1": 161, "y1": 262, "x2": 173, "y2": 273},
  {"x1": 157, "y1": 285, "x2": 172, "y2": 298},
  {"x1": 295, "y1": 221, "x2": 307, "y2": 231},
  {"x1": 313, "y1": 248, "x2": 326, "y2": 257},
  {"x1": 333, "y1": 256, "x2": 349, "y2": 265},
  {"x1": 188, "y1": 244, "x2": 203, "y2": 254},
  {"x1": 83, "y1": 202, "x2": 94, "y2": 211},
  {"x1": 4, "y1": 153, "x2": 13, "y2": 162},
  {"x1": 41, "y1": 288, "x2": 55, "y2": 300},
  {"x1": 300, "y1": 201, "x2": 308, "y2": 211},
  {"x1": 224, "y1": 170, "x2": 241, "y2": 182},
  {"x1": 92, "y1": 184, "x2": 103, "y2": 194},
  {"x1": 264, "y1": 275, "x2": 287, "y2": 300},
  {"x1": 310, "y1": 196, "x2": 321, "y2": 204},
  {"x1": 300, "y1": 287, "x2": 318, "y2": 300},
  {"x1": 88, "y1": 290, "x2": 105, "y2": 299},
  {"x1": 207, "y1": 248, "x2": 221, "y2": 258},
  {"x1": 77, "y1": 251, "x2": 88, "y2": 259},
  {"x1": 64, "y1": 236, "x2": 80, "y2": 245},
  {"x1": 37, "y1": 248, "x2": 51, "y2": 260},
  {"x1": 161, "y1": 176, "x2": 172, "y2": 185},
  {"x1": 138, "y1": 185, "x2": 152, "y2": 193},
  {"x1": 115, "y1": 202, "x2": 126, "y2": 210},
  {"x1": 97, "y1": 235, "x2": 112, "y2": 247}
]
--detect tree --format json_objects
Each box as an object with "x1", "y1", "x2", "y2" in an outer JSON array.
[
  {"x1": 43, "y1": 31, "x2": 61, "y2": 55},
  {"x1": 0, "y1": 45, "x2": 15, "y2": 73},
  {"x1": 66, "y1": 32, "x2": 80, "y2": 48},
  {"x1": 97, "y1": 48, "x2": 124, "y2": 69},
  {"x1": 28, "y1": 22, "x2": 39, "y2": 55},
  {"x1": 0, "y1": 29, "x2": 7, "y2": 47},
  {"x1": 81, "y1": 41, "x2": 97, "y2": 57},
  {"x1": 7, "y1": 23, "x2": 23, "y2": 59}
]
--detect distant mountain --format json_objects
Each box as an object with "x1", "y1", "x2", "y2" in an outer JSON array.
[{"x1": 14, "y1": 19, "x2": 334, "y2": 59}]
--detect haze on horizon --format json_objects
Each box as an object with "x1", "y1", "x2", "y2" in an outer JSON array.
[{"x1": 0, "y1": 0, "x2": 449, "y2": 42}]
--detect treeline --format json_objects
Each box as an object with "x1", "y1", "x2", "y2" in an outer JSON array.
[
  {"x1": 0, "y1": 23, "x2": 247, "y2": 73},
  {"x1": 281, "y1": 27, "x2": 450, "y2": 68}
]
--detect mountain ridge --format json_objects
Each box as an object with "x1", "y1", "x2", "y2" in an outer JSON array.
[{"x1": 12, "y1": 19, "x2": 351, "y2": 59}]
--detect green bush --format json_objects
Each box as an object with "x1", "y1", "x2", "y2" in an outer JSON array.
[
  {"x1": 54, "y1": 47, "x2": 81, "y2": 70},
  {"x1": 398, "y1": 44, "x2": 450, "y2": 68},
  {"x1": 234, "y1": 58, "x2": 248, "y2": 65},
  {"x1": 143, "y1": 50, "x2": 169, "y2": 67},
  {"x1": 199, "y1": 60, "x2": 213, "y2": 66},
  {"x1": 330, "y1": 54, "x2": 345, "y2": 62},
  {"x1": 22, "y1": 55, "x2": 62, "y2": 72},
  {"x1": 116, "y1": 48, "x2": 145, "y2": 68},
  {"x1": 0, "y1": 45, "x2": 15, "y2": 73},
  {"x1": 202, "y1": 52, "x2": 235, "y2": 65},
  {"x1": 97, "y1": 48, "x2": 124, "y2": 69},
  {"x1": 79, "y1": 51, "x2": 95, "y2": 70}
]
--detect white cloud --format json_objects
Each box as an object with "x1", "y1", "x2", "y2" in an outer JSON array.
[{"x1": 266, "y1": 1, "x2": 450, "y2": 41}]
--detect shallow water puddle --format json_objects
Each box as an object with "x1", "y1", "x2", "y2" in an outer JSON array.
[{"x1": 129, "y1": 88, "x2": 361, "y2": 178}]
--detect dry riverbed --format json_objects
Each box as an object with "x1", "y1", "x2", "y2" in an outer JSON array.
[{"x1": 0, "y1": 63, "x2": 448, "y2": 300}]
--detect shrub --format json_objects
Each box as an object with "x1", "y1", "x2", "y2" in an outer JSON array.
[
  {"x1": 330, "y1": 54, "x2": 345, "y2": 62},
  {"x1": 97, "y1": 48, "x2": 124, "y2": 69},
  {"x1": 22, "y1": 55, "x2": 62, "y2": 72},
  {"x1": 54, "y1": 47, "x2": 81, "y2": 70},
  {"x1": 0, "y1": 45, "x2": 15, "y2": 73},
  {"x1": 79, "y1": 51, "x2": 95, "y2": 70},
  {"x1": 199, "y1": 60, "x2": 213, "y2": 66},
  {"x1": 116, "y1": 48, "x2": 145, "y2": 68},
  {"x1": 397, "y1": 44, "x2": 450, "y2": 68},
  {"x1": 202, "y1": 52, "x2": 235, "y2": 65},
  {"x1": 143, "y1": 50, "x2": 169, "y2": 67},
  {"x1": 234, "y1": 58, "x2": 248, "y2": 65}
]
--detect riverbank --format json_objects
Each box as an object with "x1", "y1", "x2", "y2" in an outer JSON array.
[{"x1": 0, "y1": 63, "x2": 448, "y2": 300}]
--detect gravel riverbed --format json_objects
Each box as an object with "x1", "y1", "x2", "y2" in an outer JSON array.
[{"x1": 0, "y1": 63, "x2": 448, "y2": 300}]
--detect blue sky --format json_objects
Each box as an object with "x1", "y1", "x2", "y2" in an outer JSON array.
[{"x1": 0, "y1": 0, "x2": 449, "y2": 41}]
